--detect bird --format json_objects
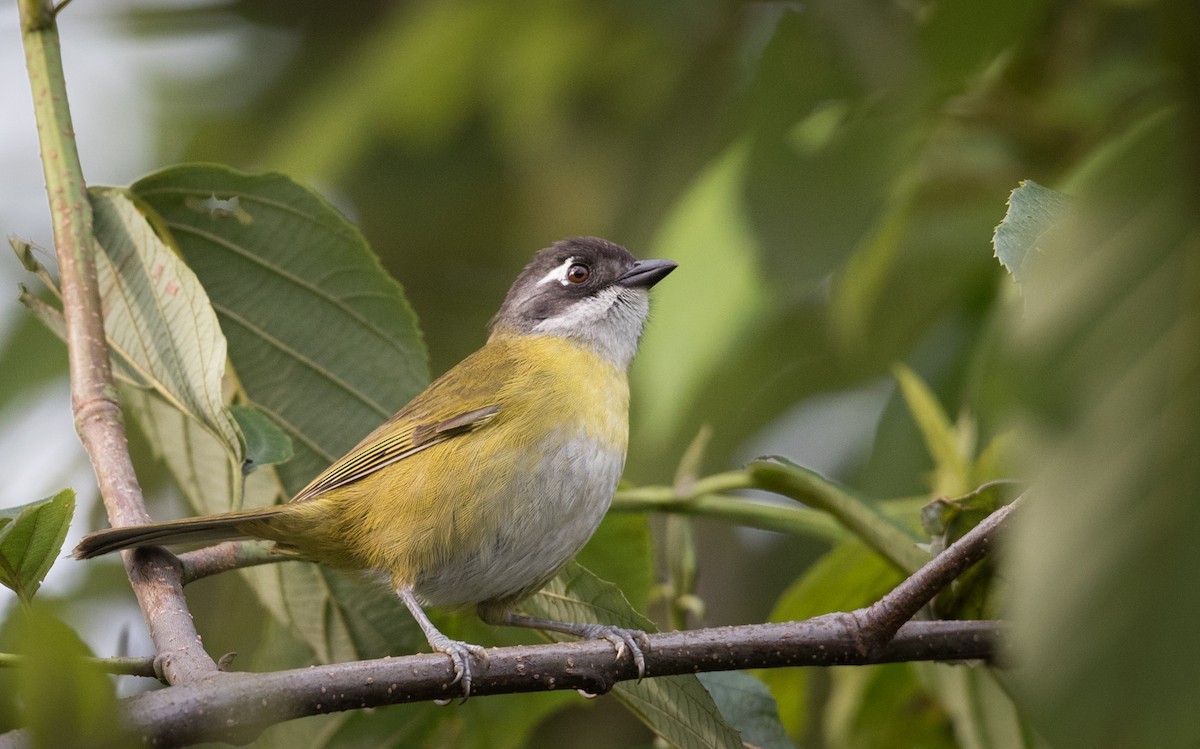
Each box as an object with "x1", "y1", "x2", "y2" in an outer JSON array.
[{"x1": 74, "y1": 236, "x2": 676, "y2": 695}]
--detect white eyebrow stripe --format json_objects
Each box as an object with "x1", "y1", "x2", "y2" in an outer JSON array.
[{"x1": 536, "y1": 256, "x2": 576, "y2": 286}]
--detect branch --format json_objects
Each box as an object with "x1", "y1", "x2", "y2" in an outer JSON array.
[
  {"x1": 17, "y1": 1, "x2": 214, "y2": 682},
  {"x1": 822, "y1": 495, "x2": 1021, "y2": 656},
  {"x1": 0, "y1": 618, "x2": 1001, "y2": 749}
]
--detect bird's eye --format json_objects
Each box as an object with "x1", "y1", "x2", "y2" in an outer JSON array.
[{"x1": 566, "y1": 264, "x2": 590, "y2": 284}]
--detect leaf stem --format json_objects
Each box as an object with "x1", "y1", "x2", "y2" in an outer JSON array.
[{"x1": 749, "y1": 458, "x2": 929, "y2": 573}]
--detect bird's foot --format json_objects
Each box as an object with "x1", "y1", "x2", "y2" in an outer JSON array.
[
  {"x1": 427, "y1": 633, "x2": 489, "y2": 698},
  {"x1": 574, "y1": 624, "x2": 649, "y2": 679}
]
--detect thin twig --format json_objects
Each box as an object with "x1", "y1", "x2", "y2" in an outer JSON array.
[{"x1": 178, "y1": 540, "x2": 281, "y2": 584}]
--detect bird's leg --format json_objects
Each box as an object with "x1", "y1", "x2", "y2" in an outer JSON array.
[
  {"x1": 478, "y1": 604, "x2": 649, "y2": 678},
  {"x1": 397, "y1": 586, "x2": 489, "y2": 697}
]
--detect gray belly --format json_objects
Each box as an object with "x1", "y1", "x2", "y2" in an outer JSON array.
[{"x1": 413, "y1": 434, "x2": 624, "y2": 607}]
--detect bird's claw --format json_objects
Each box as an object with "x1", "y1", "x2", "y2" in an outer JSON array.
[
  {"x1": 578, "y1": 624, "x2": 649, "y2": 679},
  {"x1": 431, "y1": 637, "x2": 489, "y2": 698}
]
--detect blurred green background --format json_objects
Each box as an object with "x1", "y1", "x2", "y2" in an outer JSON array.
[{"x1": 2, "y1": 0, "x2": 1199, "y2": 747}]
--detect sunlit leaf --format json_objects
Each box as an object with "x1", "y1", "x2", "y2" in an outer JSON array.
[
  {"x1": 892, "y1": 364, "x2": 972, "y2": 496},
  {"x1": 633, "y1": 140, "x2": 766, "y2": 451},
  {"x1": 0, "y1": 490, "x2": 75, "y2": 604}
]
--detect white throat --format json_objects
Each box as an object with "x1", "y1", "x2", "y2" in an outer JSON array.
[{"x1": 530, "y1": 286, "x2": 650, "y2": 370}]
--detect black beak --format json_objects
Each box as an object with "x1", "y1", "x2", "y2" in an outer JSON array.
[{"x1": 617, "y1": 259, "x2": 677, "y2": 289}]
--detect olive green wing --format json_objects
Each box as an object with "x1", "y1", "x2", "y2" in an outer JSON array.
[
  {"x1": 287, "y1": 339, "x2": 532, "y2": 505},
  {"x1": 289, "y1": 403, "x2": 500, "y2": 504}
]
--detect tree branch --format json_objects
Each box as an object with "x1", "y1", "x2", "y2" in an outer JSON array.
[
  {"x1": 17, "y1": 1, "x2": 214, "y2": 683},
  {"x1": 824, "y1": 495, "x2": 1020, "y2": 656},
  {"x1": 0, "y1": 618, "x2": 1001, "y2": 749}
]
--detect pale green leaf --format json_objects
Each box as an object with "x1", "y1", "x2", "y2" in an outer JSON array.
[
  {"x1": 89, "y1": 186, "x2": 244, "y2": 467},
  {"x1": 0, "y1": 490, "x2": 75, "y2": 604},
  {"x1": 991, "y1": 180, "x2": 1072, "y2": 283},
  {"x1": 524, "y1": 563, "x2": 741, "y2": 749},
  {"x1": 121, "y1": 386, "x2": 260, "y2": 518}
]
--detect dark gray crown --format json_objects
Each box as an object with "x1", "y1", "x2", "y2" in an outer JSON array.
[{"x1": 489, "y1": 237, "x2": 640, "y2": 334}]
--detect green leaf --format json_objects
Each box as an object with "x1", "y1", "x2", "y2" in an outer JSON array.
[
  {"x1": 129, "y1": 164, "x2": 428, "y2": 495},
  {"x1": 576, "y1": 511, "x2": 653, "y2": 612},
  {"x1": 524, "y1": 562, "x2": 741, "y2": 749},
  {"x1": 0, "y1": 490, "x2": 75, "y2": 604},
  {"x1": 892, "y1": 363, "x2": 972, "y2": 496},
  {"x1": 759, "y1": 540, "x2": 905, "y2": 743},
  {"x1": 1004, "y1": 110, "x2": 1200, "y2": 747},
  {"x1": 89, "y1": 186, "x2": 245, "y2": 467},
  {"x1": 917, "y1": 664, "x2": 1046, "y2": 749},
  {"x1": 825, "y1": 664, "x2": 956, "y2": 749},
  {"x1": 698, "y1": 671, "x2": 796, "y2": 749},
  {"x1": 230, "y1": 404, "x2": 295, "y2": 472},
  {"x1": 632, "y1": 140, "x2": 766, "y2": 451},
  {"x1": 5, "y1": 603, "x2": 127, "y2": 748},
  {"x1": 991, "y1": 180, "x2": 1072, "y2": 284}
]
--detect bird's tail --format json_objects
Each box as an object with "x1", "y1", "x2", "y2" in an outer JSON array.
[{"x1": 72, "y1": 506, "x2": 291, "y2": 559}]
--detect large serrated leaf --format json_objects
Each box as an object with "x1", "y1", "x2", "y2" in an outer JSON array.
[
  {"x1": 524, "y1": 563, "x2": 742, "y2": 749},
  {"x1": 0, "y1": 490, "x2": 75, "y2": 604},
  {"x1": 129, "y1": 165, "x2": 428, "y2": 494},
  {"x1": 127, "y1": 165, "x2": 429, "y2": 663},
  {"x1": 89, "y1": 186, "x2": 244, "y2": 468}
]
